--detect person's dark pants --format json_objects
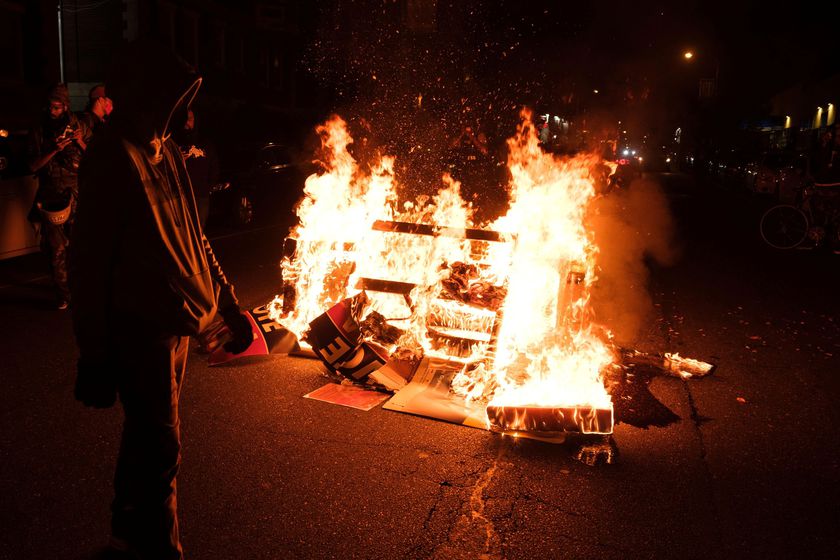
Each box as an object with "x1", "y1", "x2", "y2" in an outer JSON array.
[
  {"x1": 112, "y1": 334, "x2": 189, "y2": 560},
  {"x1": 40, "y1": 221, "x2": 71, "y2": 302}
]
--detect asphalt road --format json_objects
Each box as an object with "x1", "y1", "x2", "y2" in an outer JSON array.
[{"x1": 1, "y1": 172, "x2": 838, "y2": 559}]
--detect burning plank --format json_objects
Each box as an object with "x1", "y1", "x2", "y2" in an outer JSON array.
[
  {"x1": 354, "y1": 277, "x2": 416, "y2": 295},
  {"x1": 371, "y1": 220, "x2": 509, "y2": 243},
  {"x1": 486, "y1": 404, "x2": 614, "y2": 435},
  {"x1": 354, "y1": 277, "x2": 416, "y2": 311}
]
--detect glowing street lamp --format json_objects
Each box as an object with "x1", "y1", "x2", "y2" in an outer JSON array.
[{"x1": 682, "y1": 49, "x2": 719, "y2": 97}]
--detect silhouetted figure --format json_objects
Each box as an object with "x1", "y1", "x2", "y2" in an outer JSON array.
[
  {"x1": 70, "y1": 40, "x2": 253, "y2": 560},
  {"x1": 810, "y1": 128, "x2": 835, "y2": 182},
  {"x1": 81, "y1": 83, "x2": 113, "y2": 134},
  {"x1": 28, "y1": 83, "x2": 90, "y2": 309},
  {"x1": 826, "y1": 127, "x2": 840, "y2": 183}
]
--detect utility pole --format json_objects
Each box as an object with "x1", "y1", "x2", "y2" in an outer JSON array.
[{"x1": 57, "y1": 0, "x2": 65, "y2": 83}]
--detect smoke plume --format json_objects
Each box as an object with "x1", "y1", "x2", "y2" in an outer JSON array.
[{"x1": 587, "y1": 178, "x2": 679, "y2": 347}]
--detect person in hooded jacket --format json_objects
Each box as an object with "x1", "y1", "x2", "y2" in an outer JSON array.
[{"x1": 70, "y1": 40, "x2": 253, "y2": 560}]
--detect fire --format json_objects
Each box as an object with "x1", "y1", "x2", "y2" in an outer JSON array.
[
  {"x1": 274, "y1": 116, "x2": 479, "y2": 353},
  {"x1": 272, "y1": 116, "x2": 397, "y2": 337},
  {"x1": 275, "y1": 110, "x2": 615, "y2": 430},
  {"x1": 482, "y1": 113, "x2": 614, "y2": 411}
]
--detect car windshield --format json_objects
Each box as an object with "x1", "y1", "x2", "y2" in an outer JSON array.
[
  {"x1": 258, "y1": 145, "x2": 293, "y2": 168},
  {"x1": 221, "y1": 143, "x2": 295, "y2": 177}
]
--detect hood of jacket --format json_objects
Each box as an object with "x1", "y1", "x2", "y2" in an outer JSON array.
[{"x1": 106, "y1": 39, "x2": 202, "y2": 152}]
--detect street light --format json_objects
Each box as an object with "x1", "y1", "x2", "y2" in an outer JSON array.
[{"x1": 682, "y1": 49, "x2": 719, "y2": 97}]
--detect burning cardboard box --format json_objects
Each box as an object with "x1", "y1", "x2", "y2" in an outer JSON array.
[{"x1": 264, "y1": 114, "x2": 715, "y2": 445}]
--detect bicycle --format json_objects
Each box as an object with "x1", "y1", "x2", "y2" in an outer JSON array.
[{"x1": 759, "y1": 180, "x2": 840, "y2": 250}]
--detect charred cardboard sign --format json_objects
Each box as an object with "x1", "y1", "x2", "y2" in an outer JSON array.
[
  {"x1": 332, "y1": 341, "x2": 390, "y2": 381},
  {"x1": 304, "y1": 382, "x2": 391, "y2": 411},
  {"x1": 208, "y1": 303, "x2": 298, "y2": 366},
  {"x1": 304, "y1": 297, "x2": 362, "y2": 367},
  {"x1": 369, "y1": 355, "x2": 420, "y2": 391},
  {"x1": 303, "y1": 294, "x2": 398, "y2": 382},
  {"x1": 383, "y1": 358, "x2": 578, "y2": 444},
  {"x1": 383, "y1": 357, "x2": 488, "y2": 429}
]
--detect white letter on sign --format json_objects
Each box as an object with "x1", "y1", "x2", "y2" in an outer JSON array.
[
  {"x1": 259, "y1": 318, "x2": 282, "y2": 333},
  {"x1": 251, "y1": 305, "x2": 270, "y2": 317},
  {"x1": 320, "y1": 337, "x2": 351, "y2": 364}
]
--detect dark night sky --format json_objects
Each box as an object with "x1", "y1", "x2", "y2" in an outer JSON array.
[
  {"x1": 307, "y1": 0, "x2": 839, "y2": 113},
  {"x1": 294, "y1": 0, "x2": 838, "y2": 190}
]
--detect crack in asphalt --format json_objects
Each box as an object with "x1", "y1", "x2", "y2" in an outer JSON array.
[
  {"x1": 400, "y1": 454, "x2": 504, "y2": 559},
  {"x1": 656, "y1": 288, "x2": 712, "y2": 462},
  {"x1": 493, "y1": 464, "x2": 525, "y2": 554},
  {"x1": 658, "y1": 291, "x2": 715, "y2": 463},
  {"x1": 509, "y1": 466, "x2": 525, "y2": 531},
  {"x1": 468, "y1": 458, "x2": 501, "y2": 555},
  {"x1": 405, "y1": 481, "x2": 453, "y2": 559},
  {"x1": 369, "y1": 455, "x2": 500, "y2": 489},
  {"x1": 684, "y1": 381, "x2": 708, "y2": 460},
  {"x1": 496, "y1": 467, "x2": 639, "y2": 556},
  {"x1": 428, "y1": 448, "x2": 506, "y2": 560},
  {"x1": 655, "y1": 280, "x2": 725, "y2": 553}
]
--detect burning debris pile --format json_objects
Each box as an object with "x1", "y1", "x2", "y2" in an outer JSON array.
[{"x1": 217, "y1": 111, "x2": 714, "y2": 449}]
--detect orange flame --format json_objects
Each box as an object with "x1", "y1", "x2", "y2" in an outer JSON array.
[
  {"x1": 274, "y1": 116, "x2": 478, "y2": 353},
  {"x1": 276, "y1": 111, "x2": 614, "y2": 416},
  {"x1": 483, "y1": 111, "x2": 613, "y2": 409}
]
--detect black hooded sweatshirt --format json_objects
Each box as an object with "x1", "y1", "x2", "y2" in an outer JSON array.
[{"x1": 71, "y1": 41, "x2": 237, "y2": 362}]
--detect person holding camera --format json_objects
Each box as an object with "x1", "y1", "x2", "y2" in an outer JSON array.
[{"x1": 28, "y1": 83, "x2": 91, "y2": 309}]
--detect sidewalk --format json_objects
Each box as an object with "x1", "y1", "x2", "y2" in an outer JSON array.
[{"x1": 0, "y1": 251, "x2": 49, "y2": 289}]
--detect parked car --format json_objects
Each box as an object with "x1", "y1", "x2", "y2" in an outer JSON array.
[{"x1": 211, "y1": 142, "x2": 313, "y2": 228}]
